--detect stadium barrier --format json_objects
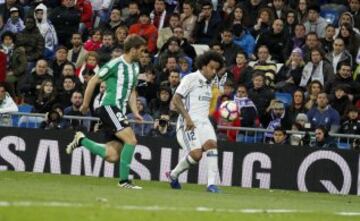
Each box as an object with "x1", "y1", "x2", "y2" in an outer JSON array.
[
  {"x1": 0, "y1": 127, "x2": 359, "y2": 195},
  {"x1": 1, "y1": 112, "x2": 360, "y2": 148}
]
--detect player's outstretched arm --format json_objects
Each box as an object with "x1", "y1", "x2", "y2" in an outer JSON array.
[
  {"x1": 80, "y1": 75, "x2": 101, "y2": 114},
  {"x1": 172, "y1": 93, "x2": 195, "y2": 131}
]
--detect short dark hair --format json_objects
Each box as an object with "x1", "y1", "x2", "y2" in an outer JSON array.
[
  {"x1": 1, "y1": 31, "x2": 15, "y2": 42},
  {"x1": 195, "y1": 51, "x2": 224, "y2": 70},
  {"x1": 336, "y1": 61, "x2": 351, "y2": 71},
  {"x1": 274, "y1": 126, "x2": 286, "y2": 135},
  {"x1": 124, "y1": 34, "x2": 146, "y2": 53}
]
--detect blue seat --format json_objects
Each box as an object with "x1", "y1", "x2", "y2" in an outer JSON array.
[
  {"x1": 12, "y1": 104, "x2": 33, "y2": 127},
  {"x1": 275, "y1": 92, "x2": 292, "y2": 107},
  {"x1": 337, "y1": 142, "x2": 351, "y2": 150},
  {"x1": 320, "y1": 4, "x2": 347, "y2": 26},
  {"x1": 236, "y1": 133, "x2": 264, "y2": 143}
]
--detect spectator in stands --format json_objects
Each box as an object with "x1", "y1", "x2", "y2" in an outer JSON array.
[
  {"x1": 271, "y1": 0, "x2": 289, "y2": 20},
  {"x1": 221, "y1": 4, "x2": 247, "y2": 31},
  {"x1": 239, "y1": 0, "x2": 267, "y2": 27},
  {"x1": 34, "y1": 3, "x2": 58, "y2": 60},
  {"x1": 138, "y1": 49, "x2": 152, "y2": 73},
  {"x1": 250, "y1": 6, "x2": 273, "y2": 40},
  {"x1": 157, "y1": 55, "x2": 178, "y2": 84},
  {"x1": 232, "y1": 24, "x2": 255, "y2": 59},
  {"x1": 329, "y1": 84, "x2": 352, "y2": 117},
  {"x1": 283, "y1": 9, "x2": 298, "y2": 38},
  {"x1": 295, "y1": 0, "x2": 307, "y2": 24},
  {"x1": 248, "y1": 71, "x2": 275, "y2": 125},
  {"x1": 233, "y1": 84, "x2": 258, "y2": 128},
  {"x1": 300, "y1": 48, "x2": 334, "y2": 89},
  {"x1": 212, "y1": 60, "x2": 233, "y2": 94},
  {"x1": 178, "y1": 57, "x2": 191, "y2": 78},
  {"x1": 336, "y1": 11, "x2": 360, "y2": 36},
  {"x1": 2, "y1": 0, "x2": 24, "y2": 23},
  {"x1": 96, "y1": 31, "x2": 114, "y2": 66},
  {"x1": 56, "y1": 62, "x2": 81, "y2": 90},
  {"x1": 32, "y1": 79, "x2": 58, "y2": 113},
  {"x1": 67, "y1": 33, "x2": 88, "y2": 69},
  {"x1": 137, "y1": 66, "x2": 158, "y2": 104},
  {"x1": 100, "y1": 8, "x2": 123, "y2": 33},
  {"x1": 124, "y1": 1, "x2": 140, "y2": 27},
  {"x1": 50, "y1": 46, "x2": 68, "y2": 81},
  {"x1": 0, "y1": 82, "x2": 18, "y2": 113},
  {"x1": 339, "y1": 105, "x2": 360, "y2": 135},
  {"x1": 320, "y1": 24, "x2": 335, "y2": 53},
  {"x1": 252, "y1": 45, "x2": 277, "y2": 89},
  {"x1": 301, "y1": 32, "x2": 320, "y2": 62},
  {"x1": 311, "y1": 126, "x2": 338, "y2": 148},
  {"x1": 150, "y1": 0, "x2": 170, "y2": 30},
  {"x1": 288, "y1": 89, "x2": 307, "y2": 125},
  {"x1": 337, "y1": 23, "x2": 360, "y2": 60},
  {"x1": 284, "y1": 23, "x2": 306, "y2": 58},
  {"x1": 76, "y1": 0, "x2": 93, "y2": 35},
  {"x1": 269, "y1": 127, "x2": 289, "y2": 145},
  {"x1": 113, "y1": 25, "x2": 128, "y2": 50},
  {"x1": 264, "y1": 100, "x2": 292, "y2": 141},
  {"x1": 276, "y1": 47, "x2": 305, "y2": 94},
  {"x1": 228, "y1": 51, "x2": 253, "y2": 88},
  {"x1": 57, "y1": 75, "x2": 77, "y2": 109},
  {"x1": 304, "y1": 80, "x2": 323, "y2": 110},
  {"x1": 349, "y1": 0, "x2": 360, "y2": 29},
  {"x1": 307, "y1": 91, "x2": 340, "y2": 132},
  {"x1": 160, "y1": 70, "x2": 180, "y2": 96},
  {"x1": 129, "y1": 12, "x2": 158, "y2": 53},
  {"x1": 90, "y1": 0, "x2": 111, "y2": 26},
  {"x1": 149, "y1": 111, "x2": 176, "y2": 137},
  {"x1": 157, "y1": 13, "x2": 180, "y2": 50},
  {"x1": 16, "y1": 15, "x2": 44, "y2": 70},
  {"x1": 3, "y1": 7, "x2": 24, "y2": 34},
  {"x1": 219, "y1": 29, "x2": 241, "y2": 67},
  {"x1": 180, "y1": 0, "x2": 197, "y2": 42},
  {"x1": 325, "y1": 61, "x2": 360, "y2": 101},
  {"x1": 192, "y1": 1, "x2": 221, "y2": 45},
  {"x1": 127, "y1": 97, "x2": 153, "y2": 136},
  {"x1": 158, "y1": 38, "x2": 189, "y2": 72},
  {"x1": 39, "y1": 104, "x2": 65, "y2": 130},
  {"x1": 18, "y1": 59, "x2": 53, "y2": 105},
  {"x1": 83, "y1": 29, "x2": 102, "y2": 52},
  {"x1": 303, "y1": 4, "x2": 328, "y2": 38},
  {"x1": 50, "y1": 0, "x2": 81, "y2": 48},
  {"x1": 256, "y1": 19, "x2": 286, "y2": 63},
  {"x1": 220, "y1": 0, "x2": 237, "y2": 20},
  {"x1": 325, "y1": 38, "x2": 353, "y2": 73},
  {"x1": 0, "y1": 31, "x2": 26, "y2": 93},
  {"x1": 170, "y1": 26, "x2": 195, "y2": 61},
  {"x1": 149, "y1": 86, "x2": 172, "y2": 119},
  {"x1": 64, "y1": 90, "x2": 91, "y2": 130},
  {"x1": 77, "y1": 51, "x2": 99, "y2": 84}
]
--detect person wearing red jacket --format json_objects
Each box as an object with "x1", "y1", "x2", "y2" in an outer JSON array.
[
  {"x1": 76, "y1": 0, "x2": 93, "y2": 34},
  {"x1": 129, "y1": 13, "x2": 158, "y2": 53}
]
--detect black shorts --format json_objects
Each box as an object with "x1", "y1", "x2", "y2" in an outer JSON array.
[{"x1": 98, "y1": 105, "x2": 130, "y2": 142}]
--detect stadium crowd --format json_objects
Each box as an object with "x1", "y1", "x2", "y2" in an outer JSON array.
[{"x1": 0, "y1": 0, "x2": 360, "y2": 148}]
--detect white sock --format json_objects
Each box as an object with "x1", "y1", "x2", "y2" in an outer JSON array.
[
  {"x1": 171, "y1": 155, "x2": 197, "y2": 179},
  {"x1": 206, "y1": 149, "x2": 219, "y2": 186}
]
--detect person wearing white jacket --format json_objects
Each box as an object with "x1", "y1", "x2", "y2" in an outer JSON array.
[
  {"x1": 0, "y1": 84, "x2": 18, "y2": 114},
  {"x1": 90, "y1": 0, "x2": 112, "y2": 25},
  {"x1": 34, "y1": 3, "x2": 58, "y2": 60}
]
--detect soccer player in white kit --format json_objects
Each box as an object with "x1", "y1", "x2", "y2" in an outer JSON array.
[{"x1": 166, "y1": 51, "x2": 224, "y2": 193}]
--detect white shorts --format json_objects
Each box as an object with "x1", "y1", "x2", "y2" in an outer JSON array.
[{"x1": 176, "y1": 121, "x2": 217, "y2": 151}]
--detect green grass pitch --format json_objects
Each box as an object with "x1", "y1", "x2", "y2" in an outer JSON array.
[{"x1": 1, "y1": 171, "x2": 360, "y2": 221}]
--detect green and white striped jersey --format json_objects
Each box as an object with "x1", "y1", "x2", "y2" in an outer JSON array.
[{"x1": 96, "y1": 55, "x2": 139, "y2": 113}]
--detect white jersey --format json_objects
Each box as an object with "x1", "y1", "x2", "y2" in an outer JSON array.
[{"x1": 175, "y1": 70, "x2": 212, "y2": 128}]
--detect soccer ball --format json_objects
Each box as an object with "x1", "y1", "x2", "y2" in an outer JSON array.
[{"x1": 219, "y1": 101, "x2": 239, "y2": 121}]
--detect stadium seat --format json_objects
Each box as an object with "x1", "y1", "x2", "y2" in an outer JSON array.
[
  {"x1": 275, "y1": 92, "x2": 293, "y2": 107},
  {"x1": 236, "y1": 133, "x2": 264, "y2": 143},
  {"x1": 320, "y1": 4, "x2": 347, "y2": 26},
  {"x1": 12, "y1": 104, "x2": 33, "y2": 127},
  {"x1": 191, "y1": 44, "x2": 210, "y2": 56},
  {"x1": 337, "y1": 142, "x2": 351, "y2": 150}
]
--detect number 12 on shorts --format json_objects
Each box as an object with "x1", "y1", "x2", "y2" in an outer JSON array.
[{"x1": 186, "y1": 131, "x2": 196, "y2": 141}]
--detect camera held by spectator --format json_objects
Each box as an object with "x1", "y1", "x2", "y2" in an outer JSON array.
[
  {"x1": 40, "y1": 105, "x2": 64, "y2": 130},
  {"x1": 149, "y1": 112, "x2": 175, "y2": 137}
]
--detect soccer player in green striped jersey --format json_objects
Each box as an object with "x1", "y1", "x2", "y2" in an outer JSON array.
[{"x1": 66, "y1": 34, "x2": 147, "y2": 189}]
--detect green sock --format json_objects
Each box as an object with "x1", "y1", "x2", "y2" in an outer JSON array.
[
  {"x1": 80, "y1": 138, "x2": 106, "y2": 158},
  {"x1": 119, "y1": 143, "x2": 135, "y2": 182}
]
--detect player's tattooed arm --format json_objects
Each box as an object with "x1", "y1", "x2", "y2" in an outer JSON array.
[{"x1": 172, "y1": 93, "x2": 195, "y2": 131}]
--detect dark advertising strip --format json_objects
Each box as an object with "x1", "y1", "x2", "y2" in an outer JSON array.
[{"x1": 0, "y1": 127, "x2": 359, "y2": 195}]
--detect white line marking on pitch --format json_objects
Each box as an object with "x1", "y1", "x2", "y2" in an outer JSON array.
[{"x1": 0, "y1": 201, "x2": 359, "y2": 216}]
